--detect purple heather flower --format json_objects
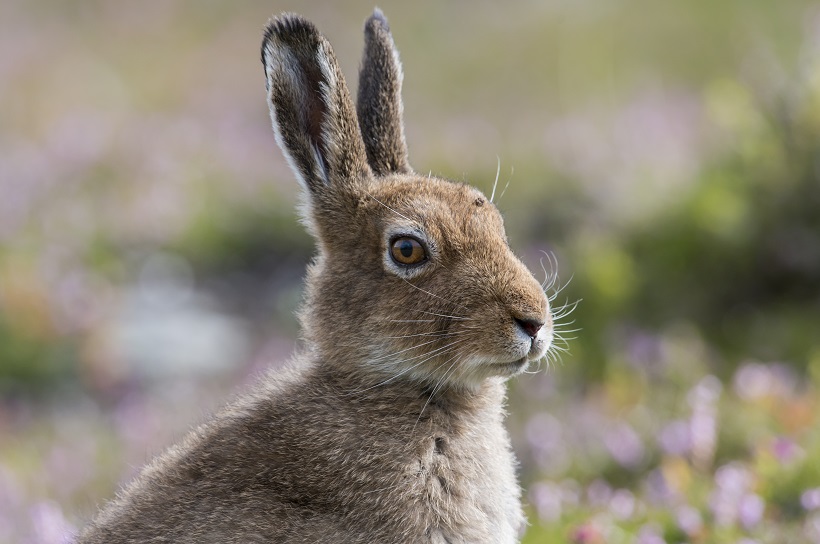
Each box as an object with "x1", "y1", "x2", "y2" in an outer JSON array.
[
  {"x1": 603, "y1": 422, "x2": 645, "y2": 469},
  {"x1": 710, "y1": 462, "x2": 755, "y2": 527},
  {"x1": 569, "y1": 522, "x2": 605, "y2": 544},
  {"x1": 625, "y1": 330, "x2": 663, "y2": 373},
  {"x1": 772, "y1": 436, "x2": 803, "y2": 464},
  {"x1": 644, "y1": 468, "x2": 674, "y2": 504},
  {"x1": 608, "y1": 489, "x2": 635, "y2": 520},
  {"x1": 658, "y1": 420, "x2": 691, "y2": 457},
  {"x1": 529, "y1": 481, "x2": 563, "y2": 522},
  {"x1": 688, "y1": 376, "x2": 721, "y2": 469},
  {"x1": 803, "y1": 488, "x2": 820, "y2": 511},
  {"x1": 524, "y1": 412, "x2": 571, "y2": 476},
  {"x1": 733, "y1": 362, "x2": 797, "y2": 401},
  {"x1": 714, "y1": 463, "x2": 752, "y2": 495},
  {"x1": 560, "y1": 479, "x2": 582, "y2": 510},
  {"x1": 635, "y1": 523, "x2": 667, "y2": 544},
  {"x1": 30, "y1": 500, "x2": 75, "y2": 544},
  {"x1": 586, "y1": 479, "x2": 613, "y2": 508},
  {"x1": 524, "y1": 412, "x2": 562, "y2": 447},
  {"x1": 676, "y1": 505, "x2": 703, "y2": 536},
  {"x1": 541, "y1": 90, "x2": 706, "y2": 224},
  {"x1": 688, "y1": 375, "x2": 723, "y2": 407},
  {"x1": 738, "y1": 493, "x2": 765, "y2": 529}
]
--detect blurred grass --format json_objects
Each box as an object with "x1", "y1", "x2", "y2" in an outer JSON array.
[{"x1": 2, "y1": 0, "x2": 820, "y2": 542}]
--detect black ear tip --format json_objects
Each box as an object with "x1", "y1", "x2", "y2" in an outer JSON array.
[
  {"x1": 263, "y1": 12, "x2": 320, "y2": 48},
  {"x1": 261, "y1": 12, "x2": 324, "y2": 70},
  {"x1": 366, "y1": 7, "x2": 390, "y2": 33}
]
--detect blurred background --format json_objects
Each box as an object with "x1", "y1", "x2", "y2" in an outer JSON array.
[{"x1": 1, "y1": 0, "x2": 819, "y2": 542}]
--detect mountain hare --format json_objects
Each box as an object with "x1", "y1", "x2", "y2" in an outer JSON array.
[{"x1": 79, "y1": 10, "x2": 553, "y2": 543}]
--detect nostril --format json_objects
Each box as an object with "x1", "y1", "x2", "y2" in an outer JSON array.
[{"x1": 514, "y1": 317, "x2": 543, "y2": 339}]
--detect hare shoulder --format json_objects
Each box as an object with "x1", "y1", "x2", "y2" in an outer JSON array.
[{"x1": 80, "y1": 361, "x2": 523, "y2": 543}]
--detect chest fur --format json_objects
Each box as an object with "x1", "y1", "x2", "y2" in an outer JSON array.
[{"x1": 389, "y1": 400, "x2": 524, "y2": 543}]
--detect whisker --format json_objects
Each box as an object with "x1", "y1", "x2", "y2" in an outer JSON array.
[
  {"x1": 366, "y1": 191, "x2": 414, "y2": 222},
  {"x1": 528, "y1": 247, "x2": 579, "y2": 371},
  {"x1": 376, "y1": 339, "x2": 467, "y2": 370},
  {"x1": 552, "y1": 310, "x2": 579, "y2": 325},
  {"x1": 551, "y1": 299, "x2": 579, "y2": 312},
  {"x1": 551, "y1": 300, "x2": 581, "y2": 320},
  {"x1": 368, "y1": 337, "x2": 444, "y2": 363},
  {"x1": 523, "y1": 357, "x2": 546, "y2": 374},
  {"x1": 552, "y1": 312, "x2": 578, "y2": 325},
  {"x1": 400, "y1": 278, "x2": 468, "y2": 311},
  {"x1": 388, "y1": 319, "x2": 436, "y2": 323},
  {"x1": 539, "y1": 250, "x2": 560, "y2": 292},
  {"x1": 409, "y1": 309, "x2": 472, "y2": 321},
  {"x1": 549, "y1": 343, "x2": 570, "y2": 354},
  {"x1": 490, "y1": 156, "x2": 501, "y2": 203},
  {"x1": 385, "y1": 331, "x2": 454, "y2": 340},
  {"x1": 548, "y1": 274, "x2": 575, "y2": 302},
  {"x1": 536, "y1": 253, "x2": 579, "y2": 334},
  {"x1": 552, "y1": 319, "x2": 581, "y2": 332},
  {"x1": 497, "y1": 166, "x2": 512, "y2": 202},
  {"x1": 344, "y1": 341, "x2": 466, "y2": 396},
  {"x1": 414, "y1": 354, "x2": 464, "y2": 431}
]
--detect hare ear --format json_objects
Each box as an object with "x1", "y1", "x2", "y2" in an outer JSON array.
[
  {"x1": 357, "y1": 9, "x2": 412, "y2": 176},
  {"x1": 261, "y1": 14, "x2": 371, "y2": 195}
]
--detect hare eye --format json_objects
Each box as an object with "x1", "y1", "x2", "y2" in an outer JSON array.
[{"x1": 390, "y1": 236, "x2": 427, "y2": 266}]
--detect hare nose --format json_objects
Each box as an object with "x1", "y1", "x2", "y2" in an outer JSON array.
[{"x1": 514, "y1": 317, "x2": 543, "y2": 339}]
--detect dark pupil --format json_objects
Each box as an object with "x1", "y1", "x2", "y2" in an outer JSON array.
[{"x1": 399, "y1": 240, "x2": 414, "y2": 258}]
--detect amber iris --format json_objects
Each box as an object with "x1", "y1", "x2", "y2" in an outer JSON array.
[{"x1": 390, "y1": 237, "x2": 426, "y2": 265}]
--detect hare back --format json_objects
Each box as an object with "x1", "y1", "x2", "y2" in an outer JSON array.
[{"x1": 77, "y1": 359, "x2": 523, "y2": 543}]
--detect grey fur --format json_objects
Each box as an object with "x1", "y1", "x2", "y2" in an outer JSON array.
[{"x1": 78, "y1": 11, "x2": 552, "y2": 543}]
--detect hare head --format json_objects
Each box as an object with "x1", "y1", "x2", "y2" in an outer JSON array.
[{"x1": 262, "y1": 11, "x2": 552, "y2": 390}]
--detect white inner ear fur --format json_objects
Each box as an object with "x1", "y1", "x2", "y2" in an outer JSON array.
[
  {"x1": 389, "y1": 38, "x2": 408, "y2": 152},
  {"x1": 316, "y1": 44, "x2": 338, "y2": 94},
  {"x1": 264, "y1": 38, "x2": 344, "y2": 231},
  {"x1": 315, "y1": 47, "x2": 340, "y2": 187},
  {"x1": 264, "y1": 42, "x2": 315, "y2": 193},
  {"x1": 263, "y1": 39, "x2": 342, "y2": 192}
]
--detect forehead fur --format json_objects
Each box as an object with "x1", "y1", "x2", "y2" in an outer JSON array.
[{"x1": 360, "y1": 174, "x2": 505, "y2": 243}]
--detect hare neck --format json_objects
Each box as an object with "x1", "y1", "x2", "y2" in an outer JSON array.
[{"x1": 311, "y1": 357, "x2": 509, "y2": 425}]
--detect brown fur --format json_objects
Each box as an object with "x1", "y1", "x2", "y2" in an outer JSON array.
[
  {"x1": 357, "y1": 9, "x2": 411, "y2": 176},
  {"x1": 78, "y1": 11, "x2": 552, "y2": 543}
]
